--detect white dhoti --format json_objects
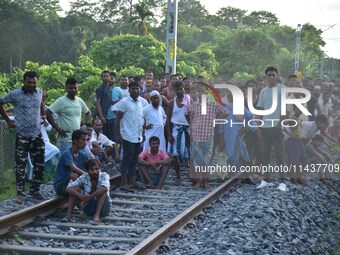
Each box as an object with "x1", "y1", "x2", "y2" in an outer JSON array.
[{"x1": 142, "y1": 104, "x2": 167, "y2": 151}]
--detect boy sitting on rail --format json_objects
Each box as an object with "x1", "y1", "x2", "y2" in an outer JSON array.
[
  {"x1": 138, "y1": 136, "x2": 172, "y2": 190},
  {"x1": 65, "y1": 158, "x2": 111, "y2": 224}
]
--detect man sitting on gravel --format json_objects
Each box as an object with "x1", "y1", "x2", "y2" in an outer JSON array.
[
  {"x1": 65, "y1": 158, "x2": 111, "y2": 224},
  {"x1": 138, "y1": 136, "x2": 172, "y2": 190},
  {"x1": 91, "y1": 118, "x2": 119, "y2": 163},
  {"x1": 54, "y1": 130, "x2": 93, "y2": 196}
]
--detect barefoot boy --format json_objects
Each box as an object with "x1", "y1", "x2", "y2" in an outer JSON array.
[{"x1": 65, "y1": 159, "x2": 111, "y2": 224}]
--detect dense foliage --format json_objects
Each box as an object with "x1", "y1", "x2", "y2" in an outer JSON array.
[{"x1": 0, "y1": 0, "x2": 339, "y2": 107}]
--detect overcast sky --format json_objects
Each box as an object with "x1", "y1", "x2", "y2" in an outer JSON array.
[{"x1": 59, "y1": 0, "x2": 340, "y2": 58}]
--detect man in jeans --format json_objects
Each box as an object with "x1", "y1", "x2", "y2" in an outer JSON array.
[
  {"x1": 114, "y1": 81, "x2": 144, "y2": 191},
  {"x1": 0, "y1": 71, "x2": 46, "y2": 204},
  {"x1": 256, "y1": 66, "x2": 287, "y2": 191}
]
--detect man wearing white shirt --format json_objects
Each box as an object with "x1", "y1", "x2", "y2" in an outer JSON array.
[
  {"x1": 256, "y1": 66, "x2": 285, "y2": 166},
  {"x1": 143, "y1": 90, "x2": 167, "y2": 152},
  {"x1": 91, "y1": 119, "x2": 119, "y2": 162},
  {"x1": 139, "y1": 95, "x2": 149, "y2": 108},
  {"x1": 256, "y1": 67, "x2": 286, "y2": 191},
  {"x1": 115, "y1": 81, "x2": 144, "y2": 191}
]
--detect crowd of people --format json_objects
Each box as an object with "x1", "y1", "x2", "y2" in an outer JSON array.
[{"x1": 0, "y1": 67, "x2": 339, "y2": 223}]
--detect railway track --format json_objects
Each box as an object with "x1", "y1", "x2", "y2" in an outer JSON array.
[{"x1": 0, "y1": 171, "x2": 243, "y2": 255}]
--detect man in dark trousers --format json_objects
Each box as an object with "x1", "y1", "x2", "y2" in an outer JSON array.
[
  {"x1": 0, "y1": 71, "x2": 46, "y2": 204},
  {"x1": 95, "y1": 70, "x2": 113, "y2": 140}
]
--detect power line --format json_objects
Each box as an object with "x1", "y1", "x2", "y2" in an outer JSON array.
[{"x1": 322, "y1": 23, "x2": 337, "y2": 33}]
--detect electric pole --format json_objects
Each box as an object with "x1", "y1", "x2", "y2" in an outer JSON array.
[
  {"x1": 165, "y1": 0, "x2": 178, "y2": 75},
  {"x1": 294, "y1": 24, "x2": 302, "y2": 75}
]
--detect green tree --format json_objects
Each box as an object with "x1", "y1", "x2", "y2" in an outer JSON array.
[
  {"x1": 300, "y1": 23, "x2": 325, "y2": 60},
  {"x1": 178, "y1": 44, "x2": 219, "y2": 78},
  {"x1": 243, "y1": 11, "x2": 279, "y2": 27},
  {"x1": 214, "y1": 29, "x2": 278, "y2": 77},
  {"x1": 0, "y1": 1, "x2": 47, "y2": 72},
  {"x1": 69, "y1": 0, "x2": 107, "y2": 20},
  {"x1": 216, "y1": 7, "x2": 246, "y2": 29},
  {"x1": 130, "y1": 1, "x2": 154, "y2": 35},
  {"x1": 15, "y1": 0, "x2": 61, "y2": 18},
  {"x1": 177, "y1": 24, "x2": 202, "y2": 52},
  {"x1": 178, "y1": 0, "x2": 209, "y2": 27},
  {"x1": 177, "y1": 24, "x2": 231, "y2": 52},
  {"x1": 263, "y1": 25, "x2": 295, "y2": 50},
  {"x1": 25, "y1": 61, "x2": 75, "y2": 90},
  {"x1": 117, "y1": 66, "x2": 145, "y2": 77},
  {"x1": 88, "y1": 34, "x2": 166, "y2": 77},
  {"x1": 74, "y1": 55, "x2": 101, "y2": 83}
]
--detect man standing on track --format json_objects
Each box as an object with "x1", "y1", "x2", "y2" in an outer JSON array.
[{"x1": 114, "y1": 81, "x2": 144, "y2": 191}]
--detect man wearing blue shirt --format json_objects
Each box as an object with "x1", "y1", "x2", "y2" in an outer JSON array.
[{"x1": 54, "y1": 130, "x2": 93, "y2": 196}]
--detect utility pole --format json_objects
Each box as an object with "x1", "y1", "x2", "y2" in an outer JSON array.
[
  {"x1": 165, "y1": 0, "x2": 178, "y2": 75},
  {"x1": 294, "y1": 24, "x2": 302, "y2": 75}
]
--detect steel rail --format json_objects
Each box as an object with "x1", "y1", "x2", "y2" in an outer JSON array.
[
  {"x1": 126, "y1": 172, "x2": 245, "y2": 255},
  {"x1": 0, "y1": 172, "x2": 243, "y2": 255},
  {"x1": 0, "y1": 175, "x2": 121, "y2": 236}
]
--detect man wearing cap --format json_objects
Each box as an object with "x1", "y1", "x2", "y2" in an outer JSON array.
[{"x1": 142, "y1": 90, "x2": 167, "y2": 151}]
